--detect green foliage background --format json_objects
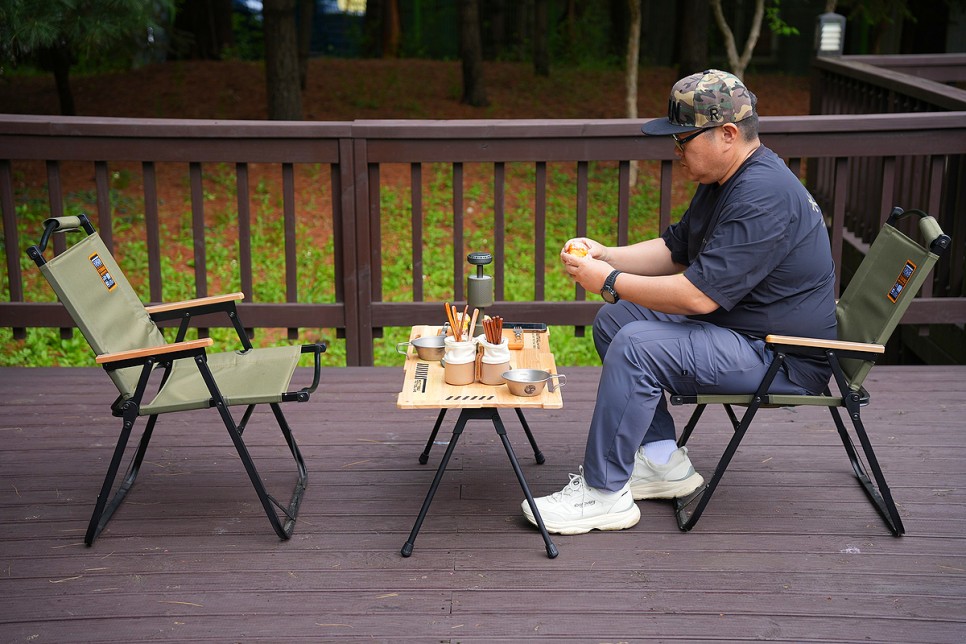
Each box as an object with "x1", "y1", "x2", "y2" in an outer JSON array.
[{"x1": 2, "y1": 160, "x2": 684, "y2": 368}]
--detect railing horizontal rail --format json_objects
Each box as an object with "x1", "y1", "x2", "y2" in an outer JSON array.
[{"x1": 2, "y1": 111, "x2": 964, "y2": 365}]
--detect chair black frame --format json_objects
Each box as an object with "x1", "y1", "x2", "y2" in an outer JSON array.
[
  {"x1": 28, "y1": 215, "x2": 325, "y2": 545},
  {"x1": 667, "y1": 207, "x2": 950, "y2": 536}
]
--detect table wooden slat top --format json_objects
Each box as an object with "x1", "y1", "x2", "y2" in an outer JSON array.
[{"x1": 396, "y1": 325, "x2": 563, "y2": 410}]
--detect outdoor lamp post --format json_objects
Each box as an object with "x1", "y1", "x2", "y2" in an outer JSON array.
[{"x1": 816, "y1": 12, "x2": 846, "y2": 56}]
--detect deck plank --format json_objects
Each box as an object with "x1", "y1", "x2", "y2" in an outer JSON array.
[{"x1": 1, "y1": 365, "x2": 965, "y2": 642}]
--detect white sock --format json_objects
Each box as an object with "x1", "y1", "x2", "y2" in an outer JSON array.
[{"x1": 643, "y1": 439, "x2": 678, "y2": 465}]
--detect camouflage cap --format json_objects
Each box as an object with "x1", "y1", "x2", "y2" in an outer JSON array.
[{"x1": 641, "y1": 69, "x2": 757, "y2": 136}]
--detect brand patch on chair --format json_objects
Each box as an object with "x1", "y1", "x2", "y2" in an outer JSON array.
[
  {"x1": 88, "y1": 253, "x2": 117, "y2": 291},
  {"x1": 887, "y1": 260, "x2": 916, "y2": 303}
]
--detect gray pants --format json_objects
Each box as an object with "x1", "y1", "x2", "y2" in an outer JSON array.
[{"x1": 583, "y1": 300, "x2": 808, "y2": 492}]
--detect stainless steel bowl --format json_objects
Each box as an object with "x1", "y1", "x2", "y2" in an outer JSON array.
[
  {"x1": 396, "y1": 335, "x2": 446, "y2": 361},
  {"x1": 502, "y1": 369, "x2": 566, "y2": 397}
]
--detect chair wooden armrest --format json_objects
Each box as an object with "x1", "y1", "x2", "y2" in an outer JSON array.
[
  {"x1": 145, "y1": 292, "x2": 244, "y2": 315},
  {"x1": 765, "y1": 334, "x2": 885, "y2": 354},
  {"x1": 95, "y1": 338, "x2": 214, "y2": 364}
]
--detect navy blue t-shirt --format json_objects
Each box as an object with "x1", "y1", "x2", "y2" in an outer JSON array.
[{"x1": 661, "y1": 145, "x2": 837, "y2": 393}]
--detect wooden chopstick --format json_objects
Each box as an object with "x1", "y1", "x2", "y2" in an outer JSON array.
[
  {"x1": 482, "y1": 315, "x2": 504, "y2": 345},
  {"x1": 444, "y1": 301, "x2": 459, "y2": 341},
  {"x1": 469, "y1": 308, "x2": 479, "y2": 339}
]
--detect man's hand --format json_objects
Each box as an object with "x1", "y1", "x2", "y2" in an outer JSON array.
[{"x1": 560, "y1": 239, "x2": 614, "y2": 293}]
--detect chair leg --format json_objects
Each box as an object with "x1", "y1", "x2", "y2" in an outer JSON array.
[
  {"x1": 85, "y1": 411, "x2": 158, "y2": 545},
  {"x1": 674, "y1": 403, "x2": 759, "y2": 531},
  {"x1": 676, "y1": 404, "x2": 707, "y2": 448},
  {"x1": 209, "y1": 401, "x2": 308, "y2": 539},
  {"x1": 195, "y1": 356, "x2": 308, "y2": 540},
  {"x1": 829, "y1": 403, "x2": 905, "y2": 536}
]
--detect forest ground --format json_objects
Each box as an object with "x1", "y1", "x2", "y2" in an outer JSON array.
[{"x1": 0, "y1": 58, "x2": 810, "y2": 120}]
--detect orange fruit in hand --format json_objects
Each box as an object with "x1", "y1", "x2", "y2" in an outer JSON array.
[{"x1": 565, "y1": 240, "x2": 589, "y2": 257}]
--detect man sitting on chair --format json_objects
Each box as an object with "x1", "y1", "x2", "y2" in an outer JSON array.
[{"x1": 523, "y1": 69, "x2": 837, "y2": 535}]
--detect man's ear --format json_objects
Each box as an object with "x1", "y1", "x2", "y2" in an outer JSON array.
[{"x1": 720, "y1": 123, "x2": 740, "y2": 144}]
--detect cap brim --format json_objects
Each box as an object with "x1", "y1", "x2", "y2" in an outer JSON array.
[{"x1": 641, "y1": 118, "x2": 700, "y2": 136}]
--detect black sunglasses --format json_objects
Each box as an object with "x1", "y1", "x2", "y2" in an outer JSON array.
[{"x1": 672, "y1": 127, "x2": 713, "y2": 152}]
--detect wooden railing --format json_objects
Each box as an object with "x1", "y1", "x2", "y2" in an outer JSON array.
[
  {"x1": 810, "y1": 54, "x2": 966, "y2": 362},
  {"x1": 2, "y1": 111, "x2": 965, "y2": 365}
]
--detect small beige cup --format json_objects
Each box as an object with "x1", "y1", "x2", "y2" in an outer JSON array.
[
  {"x1": 443, "y1": 359, "x2": 475, "y2": 386},
  {"x1": 480, "y1": 360, "x2": 511, "y2": 385},
  {"x1": 443, "y1": 337, "x2": 476, "y2": 386},
  {"x1": 478, "y1": 336, "x2": 511, "y2": 385}
]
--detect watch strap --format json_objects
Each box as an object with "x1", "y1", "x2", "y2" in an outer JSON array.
[{"x1": 604, "y1": 270, "x2": 621, "y2": 291}]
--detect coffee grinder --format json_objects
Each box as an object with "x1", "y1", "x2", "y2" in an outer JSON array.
[{"x1": 466, "y1": 251, "x2": 493, "y2": 337}]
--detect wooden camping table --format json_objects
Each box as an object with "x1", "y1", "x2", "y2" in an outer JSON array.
[{"x1": 396, "y1": 325, "x2": 562, "y2": 559}]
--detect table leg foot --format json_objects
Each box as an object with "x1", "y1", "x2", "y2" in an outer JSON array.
[
  {"x1": 494, "y1": 412, "x2": 558, "y2": 559},
  {"x1": 515, "y1": 407, "x2": 545, "y2": 464},
  {"x1": 402, "y1": 415, "x2": 466, "y2": 558},
  {"x1": 401, "y1": 542, "x2": 414, "y2": 557}
]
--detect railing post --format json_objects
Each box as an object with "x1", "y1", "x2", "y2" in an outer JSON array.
[
  {"x1": 337, "y1": 136, "x2": 363, "y2": 366},
  {"x1": 350, "y1": 136, "x2": 374, "y2": 366}
]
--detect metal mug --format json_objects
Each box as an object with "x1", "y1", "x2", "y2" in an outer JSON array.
[
  {"x1": 396, "y1": 335, "x2": 446, "y2": 361},
  {"x1": 502, "y1": 369, "x2": 567, "y2": 397}
]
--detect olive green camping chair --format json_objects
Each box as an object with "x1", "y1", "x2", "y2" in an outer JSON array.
[
  {"x1": 27, "y1": 215, "x2": 326, "y2": 545},
  {"x1": 669, "y1": 207, "x2": 950, "y2": 535}
]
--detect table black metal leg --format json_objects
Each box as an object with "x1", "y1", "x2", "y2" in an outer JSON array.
[
  {"x1": 402, "y1": 414, "x2": 467, "y2": 557},
  {"x1": 403, "y1": 407, "x2": 558, "y2": 559},
  {"x1": 493, "y1": 411, "x2": 558, "y2": 559},
  {"x1": 514, "y1": 407, "x2": 545, "y2": 464},
  {"x1": 418, "y1": 408, "x2": 448, "y2": 464}
]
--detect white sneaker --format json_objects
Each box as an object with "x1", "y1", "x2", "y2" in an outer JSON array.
[
  {"x1": 522, "y1": 467, "x2": 641, "y2": 535},
  {"x1": 630, "y1": 446, "x2": 704, "y2": 500}
]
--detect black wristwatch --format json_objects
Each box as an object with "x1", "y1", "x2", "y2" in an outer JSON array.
[{"x1": 600, "y1": 270, "x2": 622, "y2": 304}]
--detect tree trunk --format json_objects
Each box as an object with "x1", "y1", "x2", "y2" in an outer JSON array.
[
  {"x1": 362, "y1": 0, "x2": 383, "y2": 57},
  {"x1": 264, "y1": 0, "x2": 303, "y2": 120},
  {"x1": 566, "y1": 0, "x2": 578, "y2": 51},
  {"x1": 383, "y1": 0, "x2": 401, "y2": 57},
  {"x1": 625, "y1": 0, "x2": 641, "y2": 121},
  {"x1": 533, "y1": 0, "x2": 550, "y2": 76},
  {"x1": 460, "y1": 0, "x2": 489, "y2": 106},
  {"x1": 297, "y1": 0, "x2": 314, "y2": 90},
  {"x1": 52, "y1": 61, "x2": 75, "y2": 117},
  {"x1": 677, "y1": 0, "x2": 709, "y2": 74},
  {"x1": 625, "y1": 0, "x2": 641, "y2": 187},
  {"x1": 38, "y1": 45, "x2": 76, "y2": 116},
  {"x1": 490, "y1": 0, "x2": 507, "y2": 56},
  {"x1": 172, "y1": 0, "x2": 234, "y2": 60},
  {"x1": 710, "y1": 0, "x2": 764, "y2": 80}
]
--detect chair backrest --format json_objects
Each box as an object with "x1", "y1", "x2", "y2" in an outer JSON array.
[
  {"x1": 33, "y1": 220, "x2": 165, "y2": 399},
  {"x1": 835, "y1": 208, "x2": 949, "y2": 388}
]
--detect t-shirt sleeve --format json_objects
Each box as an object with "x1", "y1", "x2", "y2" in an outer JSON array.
[
  {"x1": 661, "y1": 210, "x2": 691, "y2": 266},
  {"x1": 683, "y1": 203, "x2": 792, "y2": 311}
]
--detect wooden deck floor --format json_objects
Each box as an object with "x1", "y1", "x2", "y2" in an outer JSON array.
[{"x1": 1, "y1": 365, "x2": 965, "y2": 642}]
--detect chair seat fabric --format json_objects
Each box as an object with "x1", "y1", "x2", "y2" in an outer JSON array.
[{"x1": 141, "y1": 345, "x2": 302, "y2": 415}]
